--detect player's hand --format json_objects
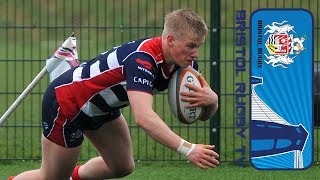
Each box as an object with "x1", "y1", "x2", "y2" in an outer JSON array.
[
  {"x1": 180, "y1": 75, "x2": 218, "y2": 108},
  {"x1": 186, "y1": 144, "x2": 220, "y2": 170}
]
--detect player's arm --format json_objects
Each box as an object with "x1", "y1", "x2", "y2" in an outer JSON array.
[
  {"x1": 180, "y1": 75, "x2": 218, "y2": 121},
  {"x1": 123, "y1": 52, "x2": 182, "y2": 151},
  {"x1": 127, "y1": 90, "x2": 219, "y2": 169},
  {"x1": 124, "y1": 53, "x2": 219, "y2": 169},
  {"x1": 128, "y1": 91, "x2": 181, "y2": 150}
]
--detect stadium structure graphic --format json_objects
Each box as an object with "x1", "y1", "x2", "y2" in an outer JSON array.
[{"x1": 250, "y1": 76, "x2": 309, "y2": 169}]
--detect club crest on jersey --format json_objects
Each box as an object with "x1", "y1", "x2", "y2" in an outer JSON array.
[{"x1": 264, "y1": 20, "x2": 306, "y2": 68}]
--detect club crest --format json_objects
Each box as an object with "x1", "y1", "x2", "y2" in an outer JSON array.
[
  {"x1": 250, "y1": 9, "x2": 313, "y2": 170},
  {"x1": 264, "y1": 20, "x2": 306, "y2": 68}
]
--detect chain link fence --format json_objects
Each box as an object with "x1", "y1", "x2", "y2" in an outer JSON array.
[{"x1": 0, "y1": 0, "x2": 212, "y2": 161}]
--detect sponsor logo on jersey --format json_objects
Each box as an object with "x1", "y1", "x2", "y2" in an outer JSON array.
[
  {"x1": 71, "y1": 129, "x2": 83, "y2": 139},
  {"x1": 133, "y1": 76, "x2": 153, "y2": 87},
  {"x1": 43, "y1": 122, "x2": 49, "y2": 130},
  {"x1": 137, "y1": 65, "x2": 154, "y2": 78},
  {"x1": 136, "y1": 58, "x2": 152, "y2": 70}
]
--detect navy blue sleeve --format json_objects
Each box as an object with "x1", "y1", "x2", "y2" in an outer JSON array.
[{"x1": 123, "y1": 52, "x2": 157, "y2": 94}]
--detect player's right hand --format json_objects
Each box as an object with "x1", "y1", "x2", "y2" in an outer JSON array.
[{"x1": 186, "y1": 144, "x2": 220, "y2": 170}]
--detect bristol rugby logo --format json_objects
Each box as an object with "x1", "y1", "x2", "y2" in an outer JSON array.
[
  {"x1": 250, "y1": 9, "x2": 313, "y2": 170},
  {"x1": 264, "y1": 20, "x2": 306, "y2": 68}
]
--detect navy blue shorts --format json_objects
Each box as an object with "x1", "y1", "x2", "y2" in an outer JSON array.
[{"x1": 41, "y1": 71, "x2": 121, "y2": 148}]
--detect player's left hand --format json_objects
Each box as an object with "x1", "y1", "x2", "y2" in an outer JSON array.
[
  {"x1": 180, "y1": 75, "x2": 218, "y2": 108},
  {"x1": 186, "y1": 144, "x2": 220, "y2": 170}
]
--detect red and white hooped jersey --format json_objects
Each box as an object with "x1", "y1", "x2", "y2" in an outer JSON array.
[{"x1": 50, "y1": 36, "x2": 199, "y2": 120}]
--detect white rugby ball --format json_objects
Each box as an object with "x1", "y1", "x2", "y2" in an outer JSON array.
[{"x1": 168, "y1": 67, "x2": 204, "y2": 124}]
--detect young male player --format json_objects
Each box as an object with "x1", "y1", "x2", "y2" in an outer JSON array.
[{"x1": 10, "y1": 8, "x2": 219, "y2": 180}]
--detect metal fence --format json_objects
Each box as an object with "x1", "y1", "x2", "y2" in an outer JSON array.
[
  {"x1": 0, "y1": 0, "x2": 319, "y2": 165},
  {"x1": 0, "y1": 0, "x2": 212, "y2": 161}
]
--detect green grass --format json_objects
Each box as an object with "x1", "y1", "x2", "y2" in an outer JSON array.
[{"x1": 1, "y1": 161, "x2": 319, "y2": 180}]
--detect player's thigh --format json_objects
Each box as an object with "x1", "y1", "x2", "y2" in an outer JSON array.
[
  {"x1": 84, "y1": 114, "x2": 134, "y2": 167},
  {"x1": 40, "y1": 135, "x2": 81, "y2": 179}
]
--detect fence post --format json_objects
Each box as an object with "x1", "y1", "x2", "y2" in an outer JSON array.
[{"x1": 210, "y1": 0, "x2": 221, "y2": 154}]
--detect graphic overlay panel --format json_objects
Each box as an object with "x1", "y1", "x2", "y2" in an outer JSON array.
[{"x1": 250, "y1": 9, "x2": 313, "y2": 170}]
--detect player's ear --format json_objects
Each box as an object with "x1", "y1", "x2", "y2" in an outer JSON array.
[{"x1": 167, "y1": 34, "x2": 175, "y2": 47}]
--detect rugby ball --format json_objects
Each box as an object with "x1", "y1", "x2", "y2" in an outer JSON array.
[{"x1": 168, "y1": 67, "x2": 204, "y2": 124}]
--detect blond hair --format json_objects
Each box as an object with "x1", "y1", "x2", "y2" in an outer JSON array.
[{"x1": 162, "y1": 8, "x2": 208, "y2": 40}]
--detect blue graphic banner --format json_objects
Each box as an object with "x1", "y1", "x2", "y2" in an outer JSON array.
[{"x1": 250, "y1": 9, "x2": 313, "y2": 170}]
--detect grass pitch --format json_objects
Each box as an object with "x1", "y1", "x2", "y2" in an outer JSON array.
[{"x1": 1, "y1": 160, "x2": 319, "y2": 180}]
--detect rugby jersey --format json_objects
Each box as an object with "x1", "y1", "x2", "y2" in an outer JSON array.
[{"x1": 52, "y1": 36, "x2": 199, "y2": 120}]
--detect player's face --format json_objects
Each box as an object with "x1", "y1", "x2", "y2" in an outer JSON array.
[{"x1": 169, "y1": 35, "x2": 205, "y2": 67}]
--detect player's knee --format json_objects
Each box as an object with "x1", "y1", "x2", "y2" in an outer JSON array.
[{"x1": 111, "y1": 161, "x2": 135, "y2": 178}]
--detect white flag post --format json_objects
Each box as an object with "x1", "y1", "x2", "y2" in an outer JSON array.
[{"x1": 0, "y1": 33, "x2": 79, "y2": 126}]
